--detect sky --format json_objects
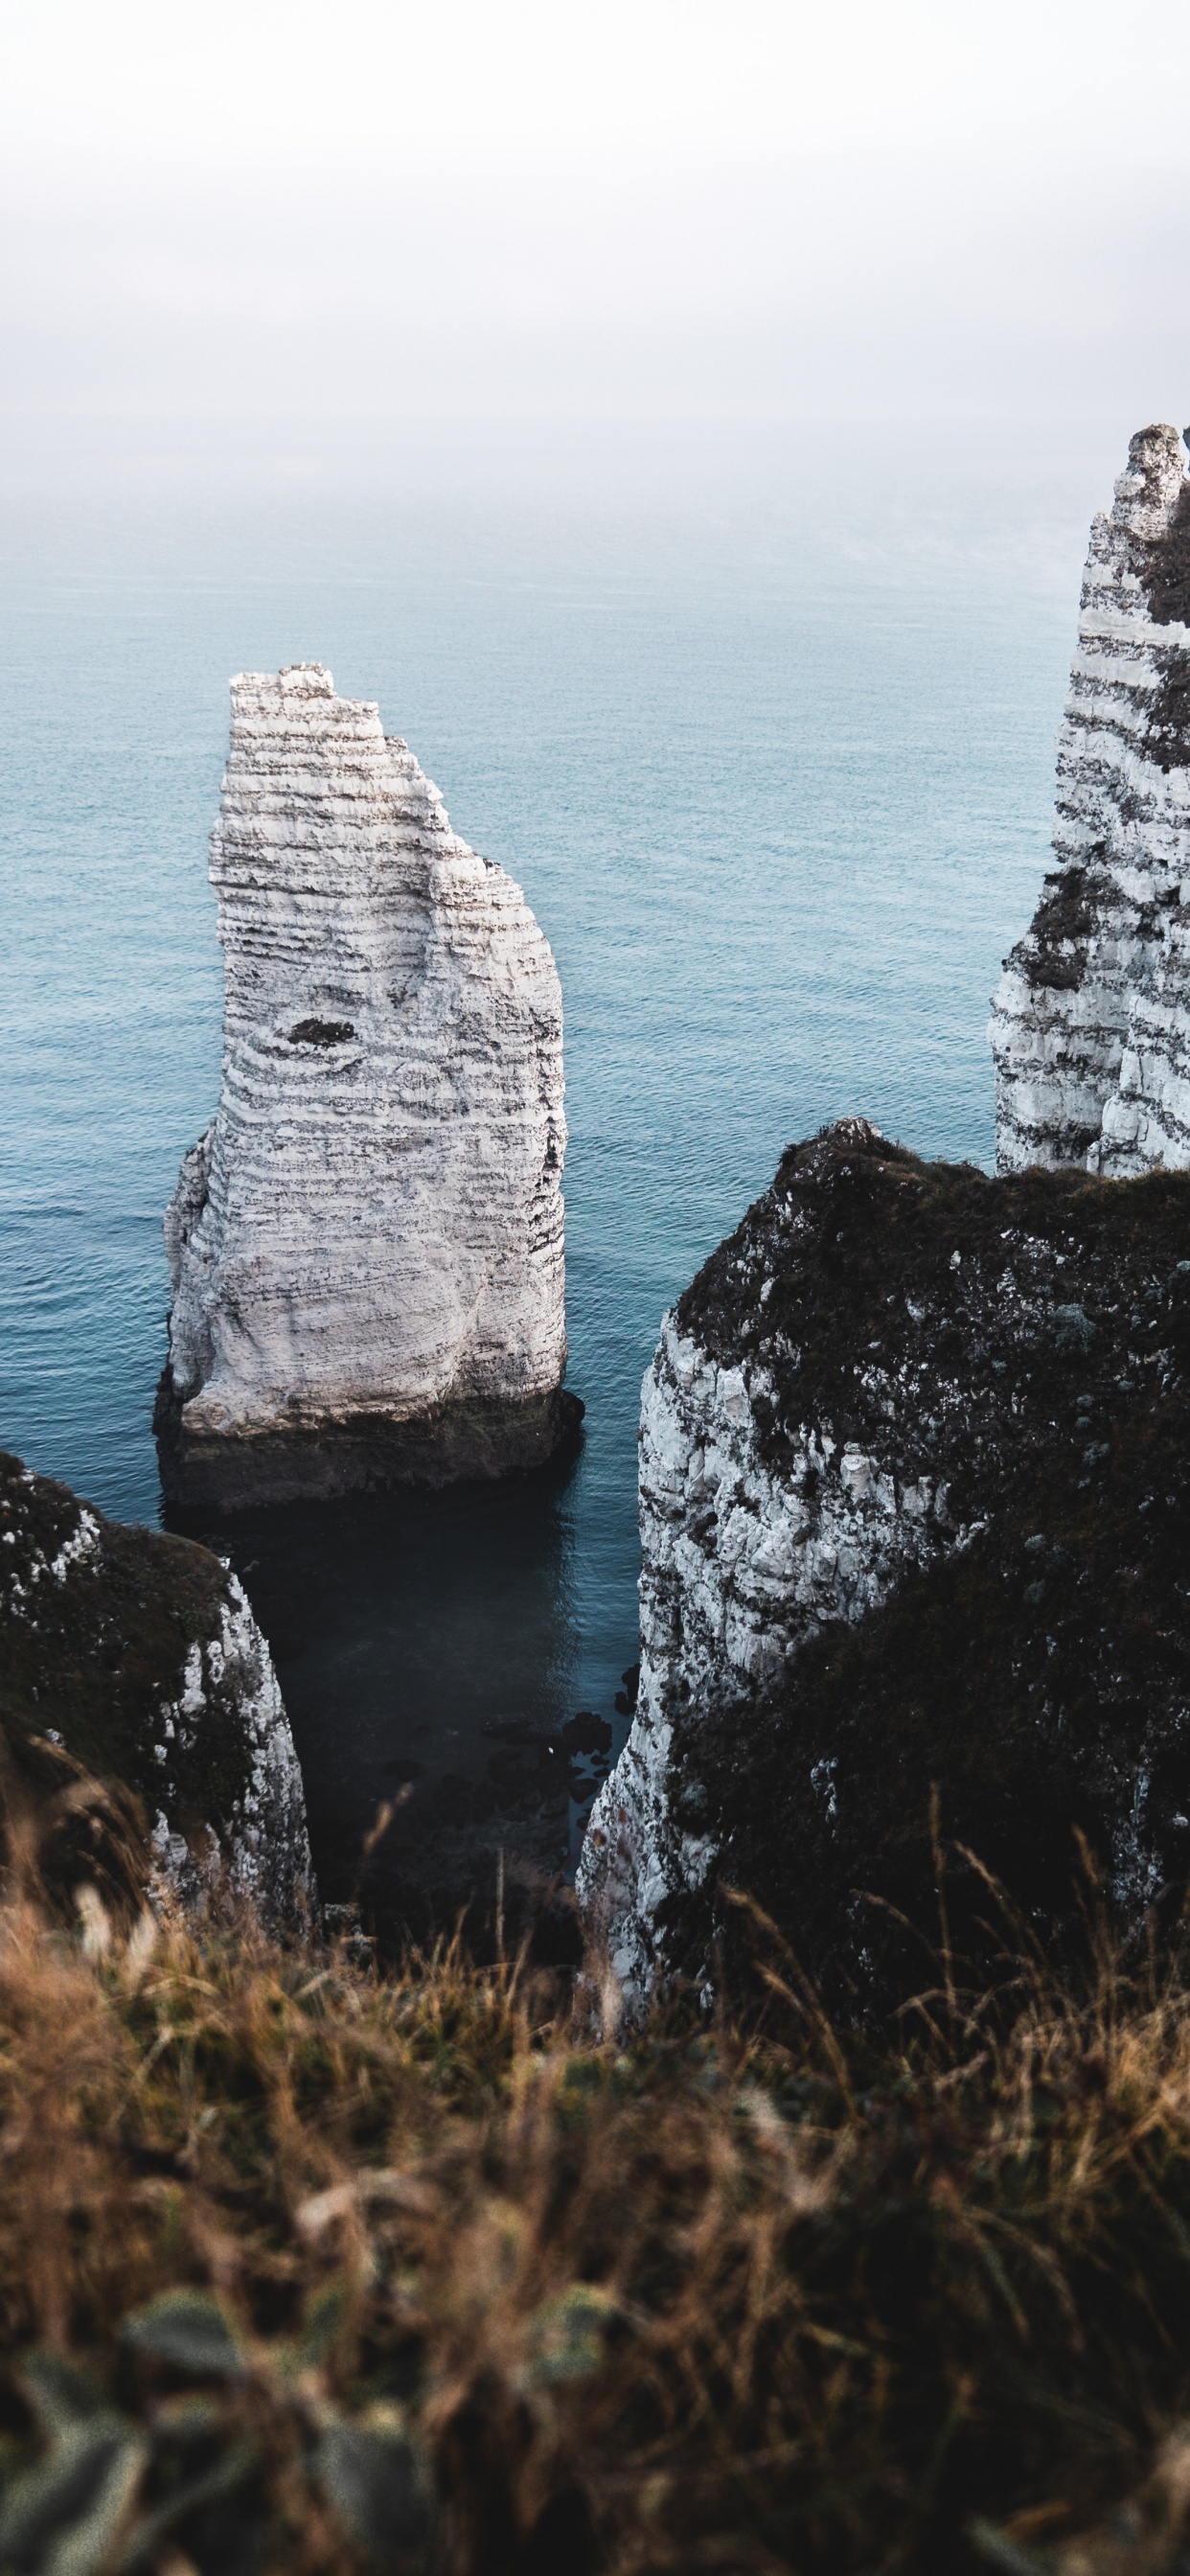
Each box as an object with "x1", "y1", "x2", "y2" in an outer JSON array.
[{"x1": 1, "y1": 0, "x2": 1189, "y2": 494}]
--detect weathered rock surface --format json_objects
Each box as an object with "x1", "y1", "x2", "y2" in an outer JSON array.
[
  {"x1": 579, "y1": 1120, "x2": 1190, "y2": 2007},
  {"x1": 0, "y1": 1450, "x2": 313, "y2": 1924},
  {"x1": 992, "y1": 423, "x2": 1190, "y2": 1175},
  {"x1": 157, "y1": 664, "x2": 575, "y2": 1508}
]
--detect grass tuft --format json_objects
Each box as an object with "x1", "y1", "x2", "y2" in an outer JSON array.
[{"x1": 6, "y1": 1819, "x2": 1190, "y2": 2570}]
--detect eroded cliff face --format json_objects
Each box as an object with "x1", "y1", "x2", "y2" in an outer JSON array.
[
  {"x1": 992, "y1": 423, "x2": 1190, "y2": 1175},
  {"x1": 158, "y1": 664, "x2": 574, "y2": 1507},
  {"x1": 0, "y1": 1450, "x2": 312, "y2": 1925},
  {"x1": 579, "y1": 1122, "x2": 1190, "y2": 2007}
]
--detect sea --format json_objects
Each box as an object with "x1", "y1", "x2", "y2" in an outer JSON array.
[{"x1": 0, "y1": 419, "x2": 1106, "y2": 1930}]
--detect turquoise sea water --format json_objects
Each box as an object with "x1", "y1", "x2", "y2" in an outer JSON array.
[{"x1": 0, "y1": 436, "x2": 1093, "y2": 1915}]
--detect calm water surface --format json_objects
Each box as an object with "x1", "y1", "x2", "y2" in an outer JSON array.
[{"x1": 0, "y1": 444, "x2": 1087, "y2": 1921}]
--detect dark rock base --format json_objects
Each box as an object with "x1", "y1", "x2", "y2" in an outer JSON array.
[{"x1": 154, "y1": 1374, "x2": 585, "y2": 1510}]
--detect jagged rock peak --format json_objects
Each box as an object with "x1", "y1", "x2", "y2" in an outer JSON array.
[
  {"x1": 0, "y1": 1449, "x2": 313, "y2": 1926},
  {"x1": 157, "y1": 665, "x2": 577, "y2": 1507},
  {"x1": 991, "y1": 424, "x2": 1190, "y2": 1176}
]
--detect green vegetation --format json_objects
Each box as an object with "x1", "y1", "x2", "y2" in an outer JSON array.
[{"x1": 4, "y1": 1801, "x2": 1190, "y2": 2574}]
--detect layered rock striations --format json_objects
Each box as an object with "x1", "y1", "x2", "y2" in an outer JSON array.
[
  {"x1": 992, "y1": 424, "x2": 1190, "y2": 1175},
  {"x1": 157, "y1": 665, "x2": 574, "y2": 1507},
  {"x1": 579, "y1": 1121, "x2": 1190, "y2": 2006},
  {"x1": 0, "y1": 1449, "x2": 312, "y2": 1925}
]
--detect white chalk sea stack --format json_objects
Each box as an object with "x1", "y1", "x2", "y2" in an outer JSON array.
[
  {"x1": 157, "y1": 665, "x2": 576, "y2": 1507},
  {"x1": 991, "y1": 423, "x2": 1190, "y2": 1174}
]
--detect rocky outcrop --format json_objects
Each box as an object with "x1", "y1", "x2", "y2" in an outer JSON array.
[
  {"x1": 992, "y1": 423, "x2": 1190, "y2": 1175},
  {"x1": 157, "y1": 664, "x2": 575, "y2": 1508},
  {"x1": 0, "y1": 1450, "x2": 313, "y2": 1925},
  {"x1": 579, "y1": 1121, "x2": 1190, "y2": 2008}
]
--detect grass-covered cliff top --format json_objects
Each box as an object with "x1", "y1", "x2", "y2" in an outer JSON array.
[
  {"x1": 677, "y1": 1119, "x2": 1190, "y2": 1509},
  {"x1": 5, "y1": 1834, "x2": 1190, "y2": 2576}
]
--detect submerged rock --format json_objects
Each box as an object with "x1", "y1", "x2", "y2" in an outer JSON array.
[
  {"x1": 0, "y1": 1449, "x2": 312, "y2": 1924},
  {"x1": 992, "y1": 423, "x2": 1190, "y2": 1175},
  {"x1": 579, "y1": 1120, "x2": 1190, "y2": 2007},
  {"x1": 157, "y1": 664, "x2": 576, "y2": 1508}
]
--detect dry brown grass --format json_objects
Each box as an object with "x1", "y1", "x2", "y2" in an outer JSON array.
[{"x1": 5, "y1": 1828, "x2": 1190, "y2": 2573}]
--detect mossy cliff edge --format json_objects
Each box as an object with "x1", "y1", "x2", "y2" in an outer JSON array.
[
  {"x1": 579, "y1": 1120, "x2": 1190, "y2": 2005},
  {"x1": 0, "y1": 1450, "x2": 312, "y2": 1924}
]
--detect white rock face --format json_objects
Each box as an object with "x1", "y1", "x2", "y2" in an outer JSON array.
[
  {"x1": 991, "y1": 424, "x2": 1190, "y2": 1175},
  {"x1": 578, "y1": 1318, "x2": 963, "y2": 2001},
  {"x1": 159, "y1": 664, "x2": 571, "y2": 1506},
  {"x1": 578, "y1": 1124, "x2": 976, "y2": 2002}
]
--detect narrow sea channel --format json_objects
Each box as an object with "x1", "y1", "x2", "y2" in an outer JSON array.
[{"x1": 0, "y1": 430, "x2": 1087, "y2": 1930}]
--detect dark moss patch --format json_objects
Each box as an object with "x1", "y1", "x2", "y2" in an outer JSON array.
[
  {"x1": 1137, "y1": 471, "x2": 1190, "y2": 767},
  {"x1": 1143, "y1": 474, "x2": 1190, "y2": 626},
  {"x1": 665, "y1": 1126, "x2": 1190, "y2": 2007},
  {"x1": 614, "y1": 1664, "x2": 640, "y2": 1717},
  {"x1": 0, "y1": 1451, "x2": 257, "y2": 1861},
  {"x1": 1006, "y1": 859, "x2": 1112, "y2": 989},
  {"x1": 695, "y1": 1427, "x2": 1190, "y2": 2011},
  {"x1": 1147, "y1": 645, "x2": 1190, "y2": 771},
  {"x1": 679, "y1": 1120, "x2": 1190, "y2": 1508}
]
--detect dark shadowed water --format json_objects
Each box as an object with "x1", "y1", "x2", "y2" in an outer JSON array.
[{"x1": 0, "y1": 432, "x2": 1091, "y2": 1929}]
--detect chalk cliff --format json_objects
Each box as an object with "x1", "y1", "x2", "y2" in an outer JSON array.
[
  {"x1": 992, "y1": 424, "x2": 1190, "y2": 1175},
  {"x1": 157, "y1": 665, "x2": 574, "y2": 1507},
  {"x1": 0, "y1": 1450, "x2": 312, "y2": 1925},
  {"x1": 579, "y1": 1122, "x2": 1190, "y2": 2007}
]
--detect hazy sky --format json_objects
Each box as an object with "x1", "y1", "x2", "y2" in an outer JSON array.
[{"x1": 2, "y1": 0, "x2": 1189, "y2": 487}]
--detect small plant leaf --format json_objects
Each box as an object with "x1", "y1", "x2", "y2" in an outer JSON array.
[
  {"x1": 120, "y1": 2290, "x2": 243, "y2": 2378},
  {"x1": 969, "y1": 2519, "x2": 1056, "y2": 2576},
  {"x1": 112, "y1": 2437, "x2": 257, "y2": 2573},
  {"x1": 0, "y1": 2422, "x2": 147, "y2": 2575},
  {"x1": 314, "y1": 2410, "x2": 434, "y2": 2568},
  {"x1": 18, "y1": 2356, "x2": 107, "y2": 2439},
  {"x1": 521, "y1": 2283, "x2": 614, "y2": 2385},
  {"x1": 144, "y1": 2392, "x2": 224, "y2": 2444},
  {"x1": 296, "y1": 2278, "x2": 353, "y2": 2372}
]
